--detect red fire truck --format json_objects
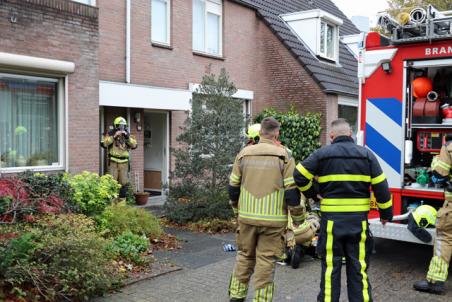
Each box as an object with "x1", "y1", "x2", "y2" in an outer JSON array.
[{"x1": 358, "y1": 5, "x2": 452, "y2": 244}]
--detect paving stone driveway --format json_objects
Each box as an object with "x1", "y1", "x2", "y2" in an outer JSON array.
[{"x1": 95, "y1": 229, "x2": 451, "y2": 302}]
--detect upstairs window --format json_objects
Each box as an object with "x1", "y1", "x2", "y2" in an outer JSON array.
[
  {"x1": 193, "y1": 0, "x2": 222, "y2": 56},
  {"x1": 320, "y1": 21, "x2": 337, "y2": 60},
  {"x1": 152, "y1": 0, "x2": 171, "y2": 45},
  {"x1": 281, "y1": 9, "x2": 342, "y2": 62}
]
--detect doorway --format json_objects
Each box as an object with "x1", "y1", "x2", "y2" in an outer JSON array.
[{"x1": 143, "y1": 111, "x2": 169, "y2": 196}]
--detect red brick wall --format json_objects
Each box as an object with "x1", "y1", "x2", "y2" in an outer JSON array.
[
  {"x1": 98, "y1": 0, "x2": 333, "y2": 171},
  {"x1": 0, "y1": 0, "x2": 99, "y2": 174}
]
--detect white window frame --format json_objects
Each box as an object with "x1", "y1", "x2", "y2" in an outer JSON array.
[
  {"x1": 151, "y1": 0, "x2": 171, "y2": 45},
  {"x1": 193, "y1": 0, "x2": 223, "y2": 56},
  {"x1": 0, "y1": 72, "x2": 66, "y2": 174},
  {"x1": 318, "y1": 19, "x2": 339, "y2": 61},
  {"x1": 72, "y1": 0, "x2": 96, "y2": 6}
]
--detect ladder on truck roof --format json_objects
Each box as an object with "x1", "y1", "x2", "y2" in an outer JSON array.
[{"x1": 377, "y1": 5, "x2": 452, "y2": 45}]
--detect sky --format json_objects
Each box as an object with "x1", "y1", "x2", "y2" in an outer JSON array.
[{"x1": 332, "y1": 0, "x2": 390, "y2": 26}]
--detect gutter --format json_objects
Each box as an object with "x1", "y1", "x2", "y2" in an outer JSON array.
[{"x1": 126, "y1": 0, "x2": 131, "y2": 83}]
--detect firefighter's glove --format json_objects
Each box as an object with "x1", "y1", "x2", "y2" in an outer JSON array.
[{"x1": 229, "y1": 200, "x2": 238, "y2": 217}]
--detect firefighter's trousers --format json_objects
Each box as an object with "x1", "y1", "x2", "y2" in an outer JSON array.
[
  {"x1": 427, "y1": 199, "x2": 452, "y2": 283},
  {"x1": 229, "y1": 222, "x2": 285, "y2": 302},
  {"x1": 317, "y1": 213, "x2": 373, "y2": 302},
  {"x1": 108, "y1": 161, "x2": 129, "y2": 186}
]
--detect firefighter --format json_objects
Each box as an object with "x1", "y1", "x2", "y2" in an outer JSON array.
[
  {"x1": 246, "y1": 123, "x2": 261, "y2": 146},
  {"x1": 228, "y1": 117, "x2": 301, "y2": 302},
  {"x1": 101, "y1": 117, "x2": 137, "y2": 198},
  {"x1": 413, "y1": 142, "x2": 452, "y2": 295},
  {"x1": 294, "y1": 118, "x2": 393, "y2": 302}
]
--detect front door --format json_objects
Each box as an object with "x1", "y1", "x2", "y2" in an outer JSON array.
[{"x1": 143, "y1": 112, "x2": 168, "y2": 195}]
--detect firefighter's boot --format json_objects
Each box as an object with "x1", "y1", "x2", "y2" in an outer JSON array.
[{"x1": 413, "y1": 280, "x2": 445, "y2": 294}]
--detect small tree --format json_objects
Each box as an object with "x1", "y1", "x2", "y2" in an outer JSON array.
[
  {"x1": 166, "y1": 69, "x2": 245, "y2": 224},
  {"x1": 172, "y1": 68, "x2": 245, "y2": 189}
]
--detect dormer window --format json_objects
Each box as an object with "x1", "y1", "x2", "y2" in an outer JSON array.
[{"x1": 281, "y1": 9, "x2": 343, "y2": 62}]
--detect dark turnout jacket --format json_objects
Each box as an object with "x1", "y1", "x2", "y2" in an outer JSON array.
[{"x1": 293, "y1": 136, "x2": 393, "y2": 220}]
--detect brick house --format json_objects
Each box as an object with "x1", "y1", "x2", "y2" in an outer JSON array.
[
  {"x1": 0, "y1": 0, "x2": 99, "y2": 174},
  {"x1": 98, "y1": 0, "x2": 360, "y2": 195},
  {"x1": 0, "y1": 0, "x2": 359, "y2": 195}
]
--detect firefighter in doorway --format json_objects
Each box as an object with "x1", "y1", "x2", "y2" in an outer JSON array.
[
  {"x1": 101, "y1": 116, "x2": 137, "y2": 198},
  {"x1": 413, "y1": 141, "x2": 452, "y2": 295}
]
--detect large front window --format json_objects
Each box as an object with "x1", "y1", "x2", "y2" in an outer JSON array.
[
  {"x1": 193, "y1": 0, "x2": 222, "y2": 56},
  {"x1": 0, "y1": 74, "x2": 60, "y2": 169}
]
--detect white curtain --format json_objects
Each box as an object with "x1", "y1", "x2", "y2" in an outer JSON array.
[
  {"x1": 207, "y1": 12, "x2": 220, "y2": 55},
  {"x1": 193, "y1": 0, "x2": 205, "y2": 51},
  {"x1": 0, "y1": 77, "x2": 58, "y2": 168},
  {"x1": 152, "y1": 0, "x2": 168, "y2": 43}
]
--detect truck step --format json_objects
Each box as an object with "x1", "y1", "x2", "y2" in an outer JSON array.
[{"x1": 368, "y1": 219, "x2": 436, "y2": 245}]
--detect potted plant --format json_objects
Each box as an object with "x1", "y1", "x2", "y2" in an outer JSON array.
[{"x1": 133, "y1": 172, "x2": 149, "y2": 205}]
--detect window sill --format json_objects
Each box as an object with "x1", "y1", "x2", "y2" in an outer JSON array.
[
  {"x1": 152, "y1": 42, "x2": 173, "y2": 50},
  {"x1": 0, "y1": 165, "x2": 65, "y2": 174},
  {"x1": 193, "y1": 51, "x2": 225, "y2": 61}
]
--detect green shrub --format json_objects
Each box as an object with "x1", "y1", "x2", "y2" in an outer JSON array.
[
  {"x1": 0, "y1": 214, "x2": 121, "y2": 301},
  {"x1": 96, "y1": 201, "x2": 162, "y2": 238},
  {"x1": 66, "y1": 171, "x2": 121, "y2": 216},
  {"x1": 108, "y1": 231, "x2": 150, "y2": 265},
  {"x1": 165, "y1": 186, "x2": 233, "y2": 224},
  {"x1": 254, "y1": 107, "x2": 322, "y2": 162}
]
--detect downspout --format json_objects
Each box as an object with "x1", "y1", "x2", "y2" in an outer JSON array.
[{"x1": 126, "y1": 0, "x2": 131, "y2": 83}]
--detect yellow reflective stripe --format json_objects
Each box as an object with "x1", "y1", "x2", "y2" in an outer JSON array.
[
  {"x1": 322, "y1": 198, "x2": 370, "y2": 205},
  {"x1": 377, "y1": 199, "x2": 392, "y2": 210},
  {"x1": 321, "y1": 205, "x2": 370, "y2": 212},
  {"x1": 359, "y1": 221, "x2": 370, "y2": 302},
  {"x1": 371, "y1": 173, "x2": 386, "y2": 185},
  {"x1": 298, "y1": 180, "x2": 313, "y2": 192},
  {"x1": 296, "y1": 163, "x2": 314, "y2": 180},
  {"x1": 318, "y1": 174, "x2": 371, "y2": 183},
  {"x1": 230, "y1": 173, "x2": 241, "y2": 184},
  {"x1": 435, "y1": 159, "x2": 451, "y2": 170},
  {"x1": 325, "y1": 220, "x2": 334, "y2": 302},
  {"x1": 238, "y1": 189, "x2": 287, "y2": 221},
  {"x1": 284, "y1": 177, "x2": 295, "y2": 187}
]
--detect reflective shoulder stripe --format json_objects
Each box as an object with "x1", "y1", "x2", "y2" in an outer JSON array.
[
  {"x1": 318, "y1": 174, "x2": 371, "y2": 183},
  {"x1": 284, "y1": 177, "x2": 295, "y2": 187},
  {"x1": 298, "y1": 180, "x2": 313, "y2": 192},
  {"x1": 377, "y1": 198, "x2": 392, "y2": 210},
  {"x1": 296, "y1": 163, "x2": 314, "y2": 180},
  {"x1": 371, "y1": 173, "x2": 386, "y2": 185}
]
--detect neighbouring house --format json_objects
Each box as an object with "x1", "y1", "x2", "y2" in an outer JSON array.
[
  {"x1": 0, "y1": 0, "x2": 359, "y2": 196},
  {"x1": 0, "y1": 0, "x2": 99, "y2": 174}
]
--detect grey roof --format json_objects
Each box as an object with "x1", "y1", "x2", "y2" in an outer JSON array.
[{"x1": 232, "y1": 0, "x2": 360, "y2": 96}]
